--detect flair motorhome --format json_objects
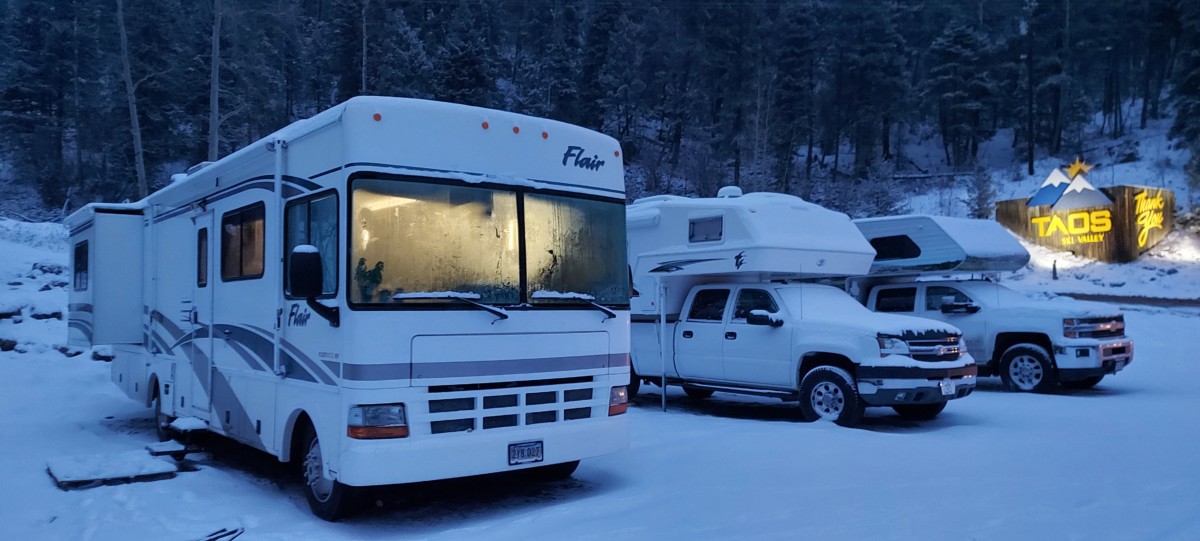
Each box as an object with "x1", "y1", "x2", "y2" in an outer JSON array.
[
  {"x1": 626, "y1": 188, "x2": 977, "y2": 427},
  {"x1": 850, "y1": 215, "x2": 1132, "y2": 392},
  {"x1": 66, "y1": 97, "x2": 632, "y2": 520}
]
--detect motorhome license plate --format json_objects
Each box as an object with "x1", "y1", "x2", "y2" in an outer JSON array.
[
  {"x1": 508, "y1": 441, "x2": 544, "y2": 466},
  {"x1": 939, "y1": 379, "x2": 955, "y2": 396}
]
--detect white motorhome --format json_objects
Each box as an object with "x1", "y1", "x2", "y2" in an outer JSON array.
[
  {"x1": 65, "y1": 97, "x2": 631, "y2": 520},
  {"x1": 850, "y1": 215, "x2": 1133, "y2": 392},
  {"x1": 627, "y1": 188, "x2": 977, "y2": 427}
]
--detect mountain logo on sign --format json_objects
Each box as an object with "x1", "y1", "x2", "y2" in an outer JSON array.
[{"x1": 1026, "y1": 158, "x2": 1113, "y2": 210}]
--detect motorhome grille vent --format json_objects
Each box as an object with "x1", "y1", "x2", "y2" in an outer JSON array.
[
  {"x1": 431, "y1": 419, "x2": 474, "y2": 434},
  {"x1": 429, "y1": 397, "x2": 475, "y2": 413},
  {"x1": 429, "y1": 376, "x2": 593, "y2": 393},
  {"x1": 423, "y1": 380, "x2": 601, "y2": 436}
]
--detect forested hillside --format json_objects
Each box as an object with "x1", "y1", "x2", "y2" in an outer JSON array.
[{"x1": 1, "y1": 0, "x2": 1197, "y2": 217}]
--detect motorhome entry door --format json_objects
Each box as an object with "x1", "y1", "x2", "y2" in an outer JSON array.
[{"x1": 190, "y1": 212, "x2": 214, "y2": 416}]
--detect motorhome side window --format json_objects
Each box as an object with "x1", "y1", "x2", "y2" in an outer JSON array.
[
  {"x1": 221, "y1": 203, "x2": 265, "y2": 281},
  {"x1": 925, "y1": 286, "x2": 973, "y2": 311},
  {"x1": 197, "y1": 229, "x2": 208, "y2": 287},
  {"x1": 733, "y1": 289, "x2": 778, "y2": 320},
  {"x1": 688, "y1": 289, "x2": 730, "y2": 321},
  {"x1": 875, "y1": 287, "x2": 916, "y2": 312},
  {"x1": 870, "y1": 235, "x2": 921, "y2": 260},
  {"x1": 689, "y1": 216, "x2": 723, "y2": 242},
  {"x1": 73, "y1": 241, "x2": 88, "y2": 291},
  {"x1": 285, "y1": 192, "x2": 338, "y2": 296}
]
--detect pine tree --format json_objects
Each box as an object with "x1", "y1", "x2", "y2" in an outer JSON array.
[{"x1": 926, "y1": 22, "x2": 996, "y2": 168}]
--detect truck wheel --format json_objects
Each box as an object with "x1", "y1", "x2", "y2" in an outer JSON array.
[
  {"x1": 999, "y1": 344, "x2": 1058, "y2": 393},
  {"x1": 1062, "y1": 375, "x2": 1104, "y2": 390},
  {"x1": 683, "y1": 387, "x2": 714, "y2": 400},
  {"x1": 628, "y1": 368, "x2": 641, "y2": 398},
  {"x1": 799, "y1": 366, "x2": 864, "y2": 427},
  {"x1": 892, "y1": 402, "x2": 947, "y2": 420},
  {"x1": 153, "y1": 390, "x2": 172, "y2": 442},
  {"x1": 301, "y1": 426, "x2": 356, "y2": 521}
]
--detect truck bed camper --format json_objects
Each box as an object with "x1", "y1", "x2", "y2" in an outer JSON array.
[{"x1": 66, "y1": 97, "x2": 632, "y2": 520}]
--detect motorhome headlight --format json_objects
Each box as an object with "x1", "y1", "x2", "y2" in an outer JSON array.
[
  {"x1": 347, "y1": 403, "x2": 409, "y2": 439},
  {"x1": 877, "y1": 336, "x2": 910, "y2": 357},
  {"x1": 609, "y1": 386, "x2": 628, "y2": 416}
]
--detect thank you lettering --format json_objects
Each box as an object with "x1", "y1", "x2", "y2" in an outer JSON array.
[{"x1": 1134, "y1": 191, "x2": 1165, "y2": 247}]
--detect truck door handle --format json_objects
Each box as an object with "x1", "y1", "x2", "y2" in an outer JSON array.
[
  {"x1": 725, "y1": 332, "x2": 737, "y2": 340},
  {"x1": 682, "y1": 331, "x2": 693, "y2": 338}
]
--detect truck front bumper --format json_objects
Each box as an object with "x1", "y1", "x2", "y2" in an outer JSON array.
[
  {"x1": 855, "y1": 364, "x2": 978, "y2": 406},
  {"x1": 1054, "y1": 337, "x2": 1133, "y2": 380}
]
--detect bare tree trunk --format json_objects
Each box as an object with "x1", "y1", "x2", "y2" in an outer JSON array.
[
  {"x1": 360, "y1": 0, "x2": 368, "y2": 95},
  {"x1": 116, "y1": 0, "x2": 147, "y2": 199},
  {"x1": 208, "y1": 0, "x2": 222, "y2": 161}
]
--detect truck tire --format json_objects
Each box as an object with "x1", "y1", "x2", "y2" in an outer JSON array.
[
  {"x1": 799, "y1": 366, "x2": 864, "y2": 427},
  {"x1": 892, "y1": 402, "x2": 947, "y2": 420},
  {"x1": 1062, "y1": 375, "x2": 1104, "y2": 389},
  {"x1": 999, "y1": 344, "x2": 1058, "y2": 393},
  {"x1": 301, "y1": 426, "x2": 356, "y2": 521},
  {"x1": 628, "y1": 368, "x2": 641, "y2": 398},
  {"x1": 683, "y1": 387, "x2": 714, "y2": 400}
]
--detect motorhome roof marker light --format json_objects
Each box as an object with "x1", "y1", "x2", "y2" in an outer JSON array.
[
  {"x1": 614, "y1": 150, "x2": 621, "y2": 158},
  {"x1": 372, "y1": 113, "x2": 381, "y2": 121},
  {"x1": 542, "y1": 131, "x2": 549, "y2": 139},
  {"x1": 512, "y1": 126, "x2": 520, "y2": 134},
  {"x1": 481, "y1": 121, "x2": 490, "y2": 130}
]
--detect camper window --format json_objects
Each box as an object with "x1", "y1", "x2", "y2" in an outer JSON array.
[
  {"x1": 875, "y1": 287, "x2": 916, "y2": 313},
  {"x1": 197, "y1": 229, "x2": 208, "y2": 287},
  {"x1": 689, "y1": 217, "x2": 723, "y2": 243},
  {"x1": 285, "y1": 191, "x2": 338, "y2": 297},
  {"x1": 732, "y1": 289, "x2": 778, "y2": 320},
  {"x1": 925, "y1": 286, "x2": 973, "y2": 311},
  {"x1": 221, "y1": 202, "x2": 265, "y2": 281},
  {"x1": 869, "y1": 235, "x2": 921, "y2": 261},
  {"x1": 687, "y1": 289, "x2": 730, "y2": 321},
  {"x1": 73, "y1": 241, "x2": 88, "y2": 291}
]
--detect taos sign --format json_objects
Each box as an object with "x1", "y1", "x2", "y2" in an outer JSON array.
[{"x1": 996, "y1": 159, "x2": 1175, "y2": 263}]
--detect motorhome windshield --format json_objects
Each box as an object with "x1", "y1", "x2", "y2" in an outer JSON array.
[{"x1": 350, "y1": 177, "x2": 627, "y2": 307}]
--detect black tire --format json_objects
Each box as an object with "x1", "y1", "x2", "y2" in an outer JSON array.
[
  {"x1": 526, "y1": 460, "x2": 580, "y2": 482},
  {"x1": 152, "y1": 388, "x2": 172, "y2": 442},
  {"x1": 999, "y1": 344, "x2": 1058, "y2": 393},
  {"x1": 301, "y1": 426, "x2": 357, "y2": 521},
  {"x1": 892, "y1": 401, "x2": 947, "y2": 421},
  {"x1": 627, "y1": 368, "x2": 641, "y2": 398},
  {"x1": 683, "y1": 387, "x2": 714, "y2": 400},
  {"x1": 798, "y1": 366, "x2": 864, "y2": 427},
  {"x1": 1062, "y1": 375, "x2": 1104, "y2": 390}
]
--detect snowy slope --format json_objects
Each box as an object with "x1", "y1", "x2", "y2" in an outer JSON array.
[{"x1": 1, "y1": 221, "x2": 1199, "y2": 540}]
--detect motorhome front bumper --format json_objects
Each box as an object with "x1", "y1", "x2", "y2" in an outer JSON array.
[
  {"x1": 1053, "y1": 337, "x2": 1133, "y2": 374},
  {"x1": 856, "y1": 364, "x2": 978, "y2": 406},
  {"x1": 335, "y1": 413, "x2": 628, "y2": 487}
]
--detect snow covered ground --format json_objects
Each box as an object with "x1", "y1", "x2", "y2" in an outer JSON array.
[{"x1": 3, "y1": 219, "x2": 1200, "y2": 540}]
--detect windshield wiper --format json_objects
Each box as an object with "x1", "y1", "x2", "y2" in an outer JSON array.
[
  {"x1": 392, "y1": 292, "x2": 509, "y2": 322},
  {"x1": 530, "y1": 291, "x2": 617, "y2": 320}
]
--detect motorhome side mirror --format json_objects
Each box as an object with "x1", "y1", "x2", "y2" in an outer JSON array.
[
  {"x1": 290, "y1": 245, "x2": 323, "y2": 299},
  {"x1": 746, "y1": 312, "x2": 783, "y2": 327}
]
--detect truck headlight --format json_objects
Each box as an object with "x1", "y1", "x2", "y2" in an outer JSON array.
[
  {"x1": 877, "y1": 336, "x2": 909, "y2": 357},
  {"x1": 347, "y1": 403, "x2": 409, "y2": 439}
]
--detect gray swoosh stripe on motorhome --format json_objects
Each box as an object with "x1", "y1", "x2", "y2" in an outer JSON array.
[
  {"x1": 225, "y1": 339, "x2": 269, "y2": 373},
  {"x1": 413, "y1": 354, "x2": 611, "y2": 380},
  {"x1": 152, "y1": 175, "x2": 315, "y2": 224},
  {"x1": 609, "y1": 353, "x2": 630, "y2": 367},
  {"x1": 341, "y1": 362, "x2": 409, "y2": 381},
  {"x1": 251, "y1": 326, "x2": 337, "y2": 385}
]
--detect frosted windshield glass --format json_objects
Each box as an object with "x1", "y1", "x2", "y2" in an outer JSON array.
[{"x1": 525, "y1": 194, "x2": 629, "y2": 306}]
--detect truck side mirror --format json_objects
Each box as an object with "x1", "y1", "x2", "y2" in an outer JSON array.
[
  {"x1": 940, "y1": 301, "x2": 980, "y2": 314},
  {"x1": 746, "y1": 312, "x2": 783, "y2": 327},
  {"x1": 290, "y1": 246, "x2": 339, "y2": 327}
]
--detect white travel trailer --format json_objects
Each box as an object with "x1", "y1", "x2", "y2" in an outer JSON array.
[
  {"x1": 850, "y1": 215, "x2": 1133, "y2": 393},
  {"x1": 65, "y1": 97, "x2": 632, "y2": 520},
  {"x1": 627, "y1": 188, "x2": 977, "y2": 427}
]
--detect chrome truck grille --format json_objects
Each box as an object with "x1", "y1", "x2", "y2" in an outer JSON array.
[
  {"x1": 1065, "y1": 315, "x2": 1125, "y2": 339},
  {"x1": 907, "y1": 336, "x2": 963, "y2": 362},
  {"x1": 423, "y1": 376, "x2": 599, "y2": 435}
]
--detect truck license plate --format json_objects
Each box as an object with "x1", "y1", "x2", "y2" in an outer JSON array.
[
  {"x1": 508, "y1": 441, "x2": 544, "y2": 466},
  {"x1": 939, "y1": 379, "x2": 955, "y2": 396}
]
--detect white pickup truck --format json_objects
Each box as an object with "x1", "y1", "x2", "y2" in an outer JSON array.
[
  {"x1": 850, "y1": 215, "x2": 1133, "y2": 392},
  {"x1": 627, "y1": 189, "x2": 977, "y2": 426},
  {"x1": 859, "y1": 279, "x2": 1132, "y2": 392}
]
